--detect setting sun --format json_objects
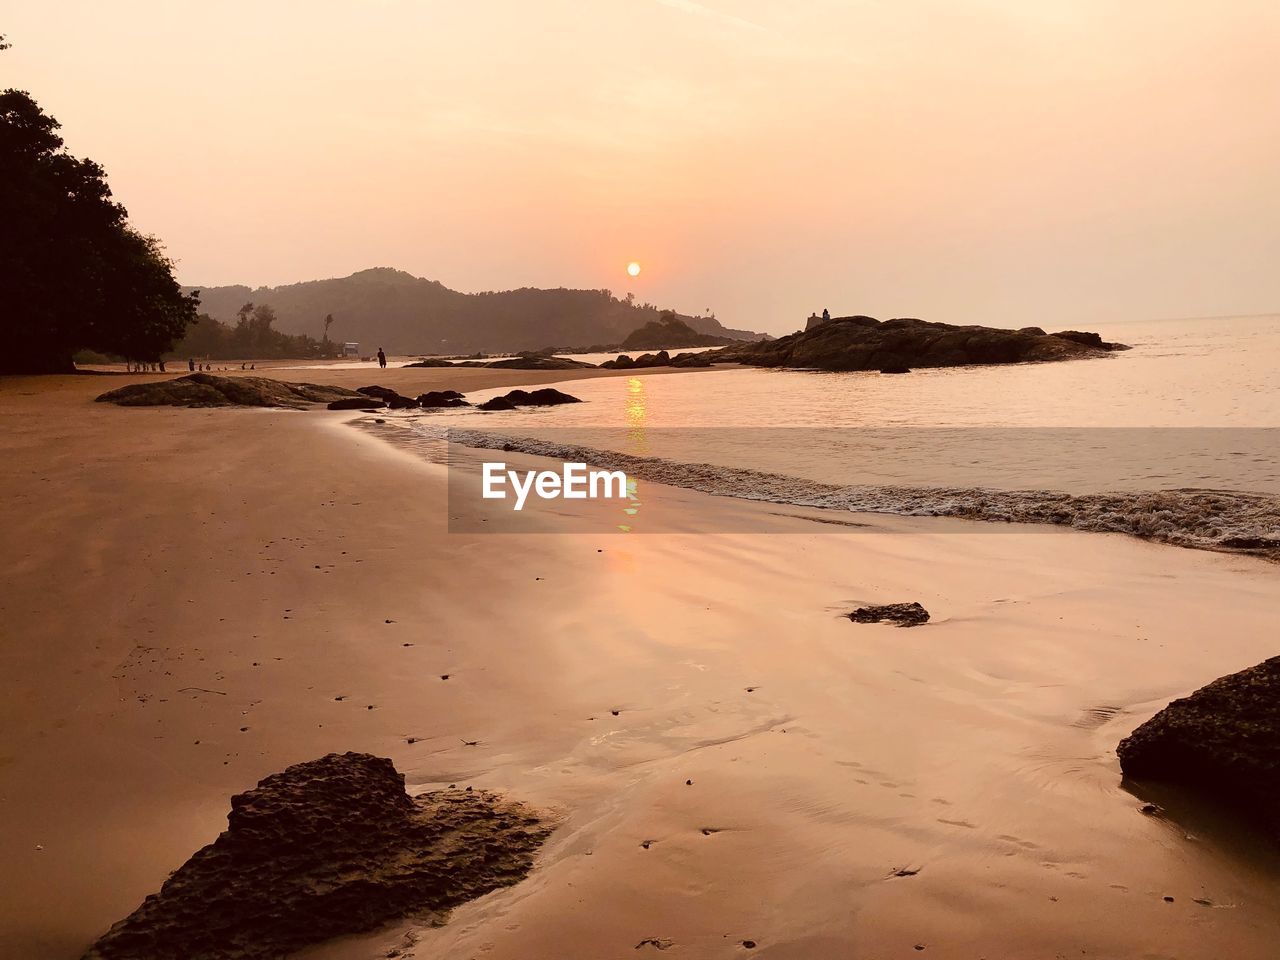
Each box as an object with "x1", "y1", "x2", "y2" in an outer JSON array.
[{"x1": 626, "y1": 261, "x2": 641, "y2": 278}]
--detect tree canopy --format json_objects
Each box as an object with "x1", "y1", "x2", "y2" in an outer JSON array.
[
  {"x1": 0, "y1": 37, "x2": 198, "y2": 373},
  {"x1": 169, "y1": 304, "x2": 326, "y2": 361}
]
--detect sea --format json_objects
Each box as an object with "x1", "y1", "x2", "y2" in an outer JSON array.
[{"x1": 397, "y1": 315, "x2": 1280, "y2": 552}]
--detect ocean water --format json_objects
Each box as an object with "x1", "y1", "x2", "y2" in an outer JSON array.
[{"x1": 403, "y1": 315, "x2": 1280, "y2": 551}]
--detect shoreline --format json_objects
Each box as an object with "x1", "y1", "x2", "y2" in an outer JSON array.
[
  {"x1": 412, "y1": 421, "x2": 1280, "y2": 558},
  {"x1": 3, "y1": 369, "x2": 1280, "y2": 959}
]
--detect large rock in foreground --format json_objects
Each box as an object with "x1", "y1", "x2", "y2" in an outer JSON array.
[
  {"x1": 713, "y1": 316, "x2": 1127, "y2": 371},
  {"x1": 96, "y1": 374, "x2": 362, "y2": 409},
  {"x1": 83, "y1": 752, "x2": 550, "y2": 960},
  {"x1": 1117, "y1": 657, "x2": 1280, "y2": 839}
]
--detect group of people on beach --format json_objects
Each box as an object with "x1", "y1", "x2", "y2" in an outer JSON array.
[{"x1": 183, "y1": 359, "x2": 255, "y2": 372}]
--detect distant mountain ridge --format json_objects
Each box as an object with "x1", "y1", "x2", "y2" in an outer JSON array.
[{"x1": 184, "y1": 268, "x2": 764, "y2": 355}]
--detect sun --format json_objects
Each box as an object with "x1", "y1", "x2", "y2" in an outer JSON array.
[{"x1": 626, "y1": 261, "x2": 641, "y2": 277}]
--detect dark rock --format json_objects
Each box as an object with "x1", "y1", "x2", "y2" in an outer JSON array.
[
  {"x1": 879, "y1": 364, "x2": 912, "y2": 374},
  {"x1": 328, "y1": 397, "x2": 387, "y2": 410},
  {"x1": 1117, "y1": 656, "x2": 1280, "y2": 840},
  {"x1": 633, "y1": 350, "x2": 671, "y2": 366},
  {"x1": 848, "y1": 602, "x2": 930, "y2": 627},
  {"x1": 482, "y1": 356, "x2": 596, "y2": 370},
  {"x1": 499, "y1": 388, "x2": 582, "y2": 406},
  {"x1": 712, "y1": 318, "x2": 1127, "y2": 372},
  {"x1": 670, "y1": 351, "x2": 715, "y2": 367},
  {"x1": 403, "y1": 358, "x2": 456, "y2": 367},
  {"x1": 1051, "y1": 330, "x2": 1104, "y2": 348},
  {"x1": 1219, "y1": 535, "x2": 1280, "y2": 551},
  {"x1": 1018, "y1": 326, "x2": 1048, "y2": 336},
  {"x1": 1052, "y1": 330, "x2": 1130, "y2": 351},
  {"x1": 82, "y1": 752, "x2": 550, "y2": 960},
  {"x1": 417, "y1": 390, "x2": 469, "y2": 408},
  {"x1": 357, "y1": 386, "x2": 419, "y2": 408},
  {"x1": 479, "y1": 396, "x2": 518, "y2": 411},
  {"x1": 95, "y1": 374, "x2": 364, "y2": 410},
  {"x1": 601, "y1": 350, "x2": 705, "y2": 370}
]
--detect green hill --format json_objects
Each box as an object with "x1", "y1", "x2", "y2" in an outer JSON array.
[{"x1": 186, "y1": 268, "x2": 763, "y2": 355}]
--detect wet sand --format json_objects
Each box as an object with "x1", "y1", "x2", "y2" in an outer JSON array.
[{"x1": 2, "y1": 367, "x2": 1279, "y2": 959}]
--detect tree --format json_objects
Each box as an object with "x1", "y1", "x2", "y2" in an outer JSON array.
[
  {"x1": 322, "y1": 313, "x2": 335, "y2": 356},
  {"x1": 0, "y1": 37, "x2": 197, "y2": 373}
]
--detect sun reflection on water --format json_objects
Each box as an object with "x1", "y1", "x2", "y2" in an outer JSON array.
[{"x1": 621, "y1": 378, "x2": 647, "y2": 530}]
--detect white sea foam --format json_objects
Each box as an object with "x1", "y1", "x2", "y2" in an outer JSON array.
[{"x1": 429, "y1": 425, "x2": 1280, "y2": 556}]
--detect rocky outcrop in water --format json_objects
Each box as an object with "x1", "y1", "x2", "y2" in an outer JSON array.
[
  {"x1": 418, "y1": 390, "x2": 470, "y2": 408},
  {"x1": 96, "y1": 374, "x2": 363, "y2": 409},
  {"x1": 1052, "y1": 330, "x2": 1131, "y2": 351},
  {"x1": 478, "y1": 396, "x2": 518, "y2": 411},
  {"x1": 499, "y1": 388, "x2": 582, "y2": 406},
  {"x1": 327, "y1": 396, "x2": 386, "y2": 410},
  {"x1": 847, "y1": 602, "x2": 931, "y2": 627},
  {"x1": 599, "y1": 350, "x2": 715, "y2": 369},
  {"x1": 82, "y1": 752, "x2": 550, "y2": 960},
  {"x1": 712, "y1": 317, "x2": 1126, "y2": 371},
  {"x1": 482, "y1": 355, "x2": 597, "y2": 370},
  {"x1": 1117, "y1": 657, "x2": 1280, "y2": 840},
  {"x1": 357, "y1": 385, "x2": 419, "y2": 408}
]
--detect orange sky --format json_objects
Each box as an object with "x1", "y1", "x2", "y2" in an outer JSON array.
[{"x1": 6, "y1": 1, "x2": 1279, "y2": 334}]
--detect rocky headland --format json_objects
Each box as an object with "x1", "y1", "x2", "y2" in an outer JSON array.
[{"x1": 712, "y1": 316, "x2": 1128, "y2": 372}]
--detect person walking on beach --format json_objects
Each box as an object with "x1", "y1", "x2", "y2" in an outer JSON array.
[{"x1": 377, "y1": 347, "x2": 387, "y2": 369}]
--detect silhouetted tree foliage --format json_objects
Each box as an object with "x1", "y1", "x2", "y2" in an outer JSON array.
[
  {"x1": 168, "y1": 304, "x2": 326, "y2": 360},
  {"x1": 192, "y1": 268, "x2": 758, "y2": 355},
  {"x1": 0, "y1": 40, "x2": 197, "y2": 373}
]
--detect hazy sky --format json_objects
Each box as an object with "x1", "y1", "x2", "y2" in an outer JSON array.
[{"x1": 6, "y1": 1, "x2": 1279, "y2": 335}]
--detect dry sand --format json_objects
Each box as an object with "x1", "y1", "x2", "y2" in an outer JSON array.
[{"x1": 2, "y1": 365, "x2": 1279, "y2": 960}]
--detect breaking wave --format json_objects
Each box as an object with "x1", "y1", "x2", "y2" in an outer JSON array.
[{"x1": 432, "y1": 425, "x2": 1280, "y2": 558}]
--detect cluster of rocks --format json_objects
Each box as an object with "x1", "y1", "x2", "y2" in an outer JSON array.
[
  {"x1": 95, "y1": 374, "x2": 365, "y2": 409},
  {"x1": 330, "y1": 385, "x2": 582, "y2": 412},
  {"x1": 82, "y1": 752, "x2": 551, "y2": 960},
  {"x1": 599, "y1": 350, "x2": 715, "y2": 370},
  {"x1": 1117, "y1": 656, "x2": 1280, "y2": 841}
]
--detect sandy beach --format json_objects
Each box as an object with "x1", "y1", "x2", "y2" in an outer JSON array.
[{"x1": 0, "y1": 365, "x2": 1276, "y2": 959}]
